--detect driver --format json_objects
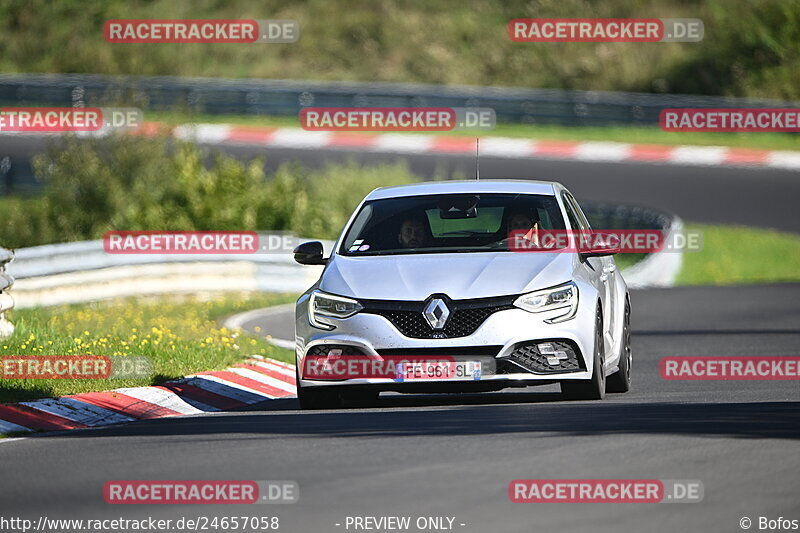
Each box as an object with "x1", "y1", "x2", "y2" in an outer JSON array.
[
  {"x1": 507, "y1": 210, "x2": 540, "y2": 247},
  {"x1": 398, "y1": 216, "x2": 430, "y2": 248}
]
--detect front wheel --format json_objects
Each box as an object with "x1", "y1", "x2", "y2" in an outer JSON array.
[
  {"x1": 296, "y1": 365, "x2": 342, "y2": 409},
  {"x1": 606, "y1": 297, "x2": 632, "y2": 393},
  {"x1": 561, "y1": 305, "x2": 606, "y2": 401}
]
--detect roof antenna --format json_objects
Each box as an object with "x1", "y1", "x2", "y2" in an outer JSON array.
[{"x1": 475, "y1": 138, "x2": 480, "y2": 180}]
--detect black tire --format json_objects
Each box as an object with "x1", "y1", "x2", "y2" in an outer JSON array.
[
  {"x1": 342, "y1": 388, "x2": 380, "y2": 408},
  {"x1": 607, "y1": 297, "x2": 632, "y2": 393},
  {"x1": 296, "y1": 365, "x2": 342, "y2": 410},
  {"x1": 561, "y1": 305, "x2": 606, "y2": 401}
]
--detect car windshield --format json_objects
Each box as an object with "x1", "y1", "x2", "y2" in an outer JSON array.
[{"x1": 340, "y1": 192, "x2": 566, "y2": 256}]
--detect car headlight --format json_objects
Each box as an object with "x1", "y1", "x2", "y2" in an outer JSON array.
[
  {"x1": 308, "y1": 290, "x2": 363, "y2": 330},
  {"x1": 513, "y1": 282, "x2": 578, "y2": 323}
]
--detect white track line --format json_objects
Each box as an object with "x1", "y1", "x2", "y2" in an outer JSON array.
[
  {"x1": 269, "y1": 129, "x2": 332, "y2": 148},
  {"x1": 767, "y1": 151, "x2": 800, "y2": 170},
  {"x1": 176, "y1": 375, "x2": 266, "y2": 405},
  {"x1": 188, "y1": 374, "x2": 280, "y2": 400},
  {"x1": 669, "y1": 146, "x2": 729, "y2": 166},
  {"x1": 479, "y1": 137, "x2": 535, "y2": 158},
  {"x1": 228, "y1": 367, "x2": 296, "y2": 394},
  {"x1": 116, "y1": 386, "x2": 211, "y2": 414},
  {"x1": 247, "y1": 359, "x2": 296, "y2": 378},
  {"x1": 0, "y1": 420, "x2": 31, "y2": 433},
  {"x1": 173, "y1": 124, "x2": 232, "y2": 144},
  {"x1": 373, "y1": 134, "x2": 434, "y2": 153},
  {"x1": 574, "y1": 142, "x2": 632, "y2": 162},
  {"x1": 20, "y1": 398, "x2": 135, "y2": 426}
]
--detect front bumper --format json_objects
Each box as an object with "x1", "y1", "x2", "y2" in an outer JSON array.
[{"x1": 295, "y1": 295, "x2": 597, "y2": 391}]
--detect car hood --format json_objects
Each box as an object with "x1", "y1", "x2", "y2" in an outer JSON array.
[{"x1": 320, "y1": 252, "x2": 574, "y2": 301}]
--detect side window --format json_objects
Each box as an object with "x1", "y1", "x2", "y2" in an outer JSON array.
[
  {"x1": 561, "y1": 193, "x2": 584, "y2": 231},
  {"x1": 565, "y1": 193, "x2": 592, "y2": 230}
]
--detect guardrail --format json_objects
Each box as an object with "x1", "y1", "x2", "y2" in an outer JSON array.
[
  {"x1": 7, "y1": 236, "x2": 333, "y2": 308},
  {"x1": 5, "y1": 203, "x2": 680, "y2": 308},
  {"x1": 0, "y1": 246, "x2": 14, "y2": 337},
  {"x1": 582, "y1": 203, "x2": 672, "y2": 231},
  {"x1": 2, "y1": 73, "x2": 798, "y2": 127},
  {"x1": 583, "y1": 203, "x2": 682, "y2": 288}
]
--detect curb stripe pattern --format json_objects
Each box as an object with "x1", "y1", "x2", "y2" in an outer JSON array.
[
  {"x1": 3, "y1": 122, "x2": 799, "y2": 170},
  {"x1": 170, "y1": 123, "x2": 800, "y2": 170},
  {"x1": 156, "y1": 382, "x2": 246, "y2": 411},
  {"x1": 0, "y1": 403, "x2": 87, "y2": 431},
  {"x1": 67, "y1": 391, "x2": 182, "y2": 419},
  {"x1": 0, "y1": 355, "x2": 296, "y2": 436}
]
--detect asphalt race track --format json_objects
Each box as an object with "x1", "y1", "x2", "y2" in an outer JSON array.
[
  {"x1": 1, "y1": 139, "x2": 799, "y2": 532},
  {"x1": 2, "y1": 284, "x2": 799, "y2": 532}
]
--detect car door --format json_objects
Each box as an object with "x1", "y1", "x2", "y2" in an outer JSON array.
[{"x1": 562, "y1": 192, "x2": 617, "y2": 341}]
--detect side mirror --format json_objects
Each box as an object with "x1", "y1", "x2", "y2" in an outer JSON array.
[
  {"x1": 579, "y1": 232, "x2": 620, "y2": 259},
  {"x1": 293, "y1": 241, "x2": 327, "y2": 265}
]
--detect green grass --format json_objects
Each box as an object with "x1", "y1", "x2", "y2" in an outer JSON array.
[
  {"x1": 0, "y1": 292, "x2": 297, "y2": 404},
  {"x1": 614, "y1": 253, "x2": 647, "y2": 271},
  {"x1": 677, "y1": 224, "x2": 800, "y2": 285},
  {"x1": 1, "y1": 0, "x2": 799, "y2": 99},
  {"x1": 149, "y1": 111, "x2": 800, "y2": 152}
]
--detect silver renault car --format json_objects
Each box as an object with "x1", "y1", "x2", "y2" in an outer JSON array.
[{"x1": 293, "y1": 180, "x2": 631, "y2": 408}]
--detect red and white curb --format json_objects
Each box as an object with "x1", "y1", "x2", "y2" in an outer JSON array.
[
  {"x1": 171, "y1": 123, "x2": 800, "y2": 170},
  {"x1": 0, "y1": 355, "x2": 296, "y2": 437},
  {"x1": 5, "y1": 121, "x2": 798, "y2": 170}
]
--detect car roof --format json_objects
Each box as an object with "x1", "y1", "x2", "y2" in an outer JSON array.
[{"x1": 365, "y1": 180, "x2": 563, "y2": 200}]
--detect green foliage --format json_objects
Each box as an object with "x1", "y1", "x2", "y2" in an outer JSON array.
[
  {"x1": 0, "y1": 134, "x2": 418, "y2": 247},
  {"x1": 0, "y1": 292, "x2": 297, "y2": 404},
  {"x1": 0, "y1": 0, "x2": 798, "y2": 98},
  {"x1": 677, "y1": 225, "x2": 800, "y2": 285}
]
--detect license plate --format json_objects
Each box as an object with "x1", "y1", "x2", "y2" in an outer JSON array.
[{"x1": 395, "y1": 361, "x2": 482, "y2": 382}]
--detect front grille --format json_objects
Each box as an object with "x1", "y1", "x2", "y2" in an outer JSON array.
[
  {"x1": 499, "y1": 340, "x2": 584, "y2": 374},
  {"x1": 361, "y1": 295, "x2": 516, "y2": 339}
]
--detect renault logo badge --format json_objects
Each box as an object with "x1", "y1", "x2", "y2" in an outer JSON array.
[{"x1": 423, "y1": 298, "x2": 450, "y2": 330}]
